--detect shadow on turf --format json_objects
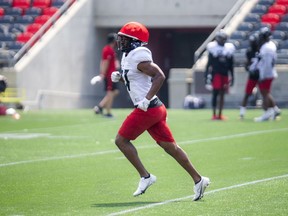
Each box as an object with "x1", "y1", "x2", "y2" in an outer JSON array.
[{"x1": 91, "y1": 201, "x2": 160, "y2": 208}]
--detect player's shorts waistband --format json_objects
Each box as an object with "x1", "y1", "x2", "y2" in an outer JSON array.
[{"x1": 134, "y1": 97, "x2": 163, "y2": 108}]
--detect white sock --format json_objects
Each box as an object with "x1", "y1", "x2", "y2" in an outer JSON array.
[{"x1": 240, "y1": 106, "x2": 246, "y2": 116}]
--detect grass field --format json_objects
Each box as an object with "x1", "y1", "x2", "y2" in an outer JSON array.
[{"x1": 0, "y1": 108, "x2": 287, "y2": 216}]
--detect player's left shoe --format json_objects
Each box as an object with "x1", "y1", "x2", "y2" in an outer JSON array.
[
  {"x1": 193, "y1": 176, "x2": 210, "y2": 201},
  {"x1": 218, "y1": 115, "x2": 227, "y2": 121},
  {"x1": 94, "y1": 106, "x2": 103, "y2": 115},
  {"x1": 133, "y1": 174, "x2": 156, "y2": 196}
]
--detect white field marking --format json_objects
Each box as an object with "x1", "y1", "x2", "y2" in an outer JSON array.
[
  {"x1": 0, "y1": 132, "x2": 88, "y2": 140},
  {"x1": 106, "y1": 174, "x2": 288, "y2": 216},
  {"x1": 0, "y1": 128, "x2": 287, "y2": 168}
]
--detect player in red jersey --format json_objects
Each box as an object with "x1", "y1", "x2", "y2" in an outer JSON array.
[
  {"x1": 91, "y1": 33, "x2": 120, "y2": 117},
  {"x1": 111, "y1": 21, "x2": 210, "y2": 201}
]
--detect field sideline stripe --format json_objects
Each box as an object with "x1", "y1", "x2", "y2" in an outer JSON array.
[
  {"x1": 106, "y1": 174, "x2": 288, "y2": 216},
  {"x1": 0, "y1": 128, "x2": 287, "y2": 168}
]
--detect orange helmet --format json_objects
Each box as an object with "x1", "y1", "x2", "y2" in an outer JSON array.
[{"x1": 118, "y1": 22, "x2": 149, "y2": 44}]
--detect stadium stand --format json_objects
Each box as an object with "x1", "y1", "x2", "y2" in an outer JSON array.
[
  {"x1": 231, "y1": 0, "x2": 288, "y2": 65},
  {"x1": 0, "y1": 0, "x2": 75, "y2": 67}
]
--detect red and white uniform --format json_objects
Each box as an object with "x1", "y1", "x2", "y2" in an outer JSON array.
[
  {"x1": 102, "y1": 45, "x2": 117, "y2": 91},
  {"x1": 120, "y1": 47, "x2": 156, "y2": 105},
  {"x1": 257, "y1": 41, "x2": 277, "y2": 81},
  {"x1": 118, "y1": 47, "x2": 175, "y2": 143}
]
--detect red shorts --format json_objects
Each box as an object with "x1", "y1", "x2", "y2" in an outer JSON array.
[
  {"x1": 245, "y1": 79, "x2": 258, "y2": 95},
  {"x1": 258, "y1": 78, "x2": 273, "y2": 92},
  {"x1": 105, "y1": 77, "x2": 118, "y2": 91},
  {"x1": 118, "y1": 105, "x2": 175, "y2": 144},
  {"x1": 212, "y1": 74, "x2": 229, "y2": 91},
  {"x1": 0, "y1": 105, "x2": 7, "y2": 115}
]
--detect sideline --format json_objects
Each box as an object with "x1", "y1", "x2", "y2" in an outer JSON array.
[
  {"x1": 107, "y1": 174, "x2": 288, "y2": 216},
  {"x1": 0, "y1": 128, "x2": 287, "y2": 168}
]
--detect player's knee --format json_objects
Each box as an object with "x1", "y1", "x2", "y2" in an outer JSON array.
[{"x1": 114, "y1": 134, "x2": 128, "y2": 148}]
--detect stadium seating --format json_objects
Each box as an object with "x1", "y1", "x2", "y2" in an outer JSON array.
[
  {"x1": 0, "y1": 0, "x2": 75, "y2": 66},
  {"x1": 232, "y1": 0, "x2": 288, "y2": 65},
  {"x1": 12, "y1": 0, "x2": 31, "y2": 10},
  {"x1": 32, "y1": 0, "x2": 51, "y2": 9}
]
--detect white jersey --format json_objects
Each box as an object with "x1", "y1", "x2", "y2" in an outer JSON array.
[
  {"x1": 257, "y1": 41, "x2": 277, "y2": 80},
  {"x1": 120, "y1": 47, "x2": 154, "y2": 106},
  {"x1": 206, "y1": 41, "x2": 235, "y2": 58}
]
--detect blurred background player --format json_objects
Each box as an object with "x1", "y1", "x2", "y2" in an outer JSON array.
[
  {"x1": 91, "y1": 33, "x2": 120, "y2": 117},
  {"x1": 111, "y1": 21, "x2": 209, "y2": 201},
  {"x1": 254, "y1": 27, "x2": 281, "y2": 122},
  {"x1": 205, "y1": 30, "x2": 235, "y2": 120},
  {"x1": 239, "y1": 33, "x2": 260, "y2": 119},
  {"x1": 0, "y1": 75, "x2": 20, "y2": 119}
]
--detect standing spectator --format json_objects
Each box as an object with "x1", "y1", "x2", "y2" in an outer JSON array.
[
  {"x1": 91, "y1": 33, "x2": 120, "y2": 117},
  {"x1": 204, "y1": 30, "x2": 235, "y2": 120},
  {"x1": 239, "y1": 33, "x2": 260, "y2": 119},
  {"x1": 254, "y1": 27, "x2": 281, "y2": 122},
  {"x1": 111, "y1": 21, "x2": 210, "y2": 201}
]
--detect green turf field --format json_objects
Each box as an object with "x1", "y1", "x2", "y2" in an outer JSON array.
[{"x1": 0, "y1": 108, "x2": 287, "y2": 216}]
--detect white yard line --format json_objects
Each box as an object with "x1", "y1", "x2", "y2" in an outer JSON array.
[
  {"x1": 107, "y1": 174, "x2": 288, "y2": 216},
  {"x1": 0, "y1": 128, "x2": 287, "y2": 168}
]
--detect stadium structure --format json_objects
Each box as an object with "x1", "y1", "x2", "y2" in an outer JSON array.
[{"x1": 0, "y1": 0, "x2": 287, "y2": 109}]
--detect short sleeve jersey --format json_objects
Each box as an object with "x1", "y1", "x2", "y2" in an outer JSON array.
[
  {"x1": 206, "y1": 41, "x2": 235, "y2": 75},
  {"x1": 120, "y1": 47, "x2": 153, "y2": 106},
  {"x1": 257, "y1": 41, "x2": 277, "y2": 80},
  {"x1": 102, "y1": 45, "x2": 117, "y2": 78}
]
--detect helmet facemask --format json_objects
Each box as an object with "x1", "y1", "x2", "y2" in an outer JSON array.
[{"x1": 117, "y1": 35, "x2": 142, "y2": 53}]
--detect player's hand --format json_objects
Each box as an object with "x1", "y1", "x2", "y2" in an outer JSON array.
[
  {"x1": 111, "y1": 71, "x2": 121, "y2": 83},
  {"x1": 90, "y1": 76, "x2": 102, "y2": 85},
  {"x1": 205, "y1": 84, "x2": 213, "y2": 91},
  {"x1": 137, "y1": 98, "x2": 150, "y2": 112}
]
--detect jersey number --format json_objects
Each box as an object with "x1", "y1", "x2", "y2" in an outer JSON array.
[{"x1": 123, "y1": 69, "x2": 130, "y2": 91}]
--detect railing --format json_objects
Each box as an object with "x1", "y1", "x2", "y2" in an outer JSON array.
[{"x1": 12, "y1": 0, "x2": 76, "y2": 65}]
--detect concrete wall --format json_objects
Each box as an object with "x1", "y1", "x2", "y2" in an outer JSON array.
[
  {"x1": 8, "y1": 0, "x2": 241, "y2": 109},
  {"x1": 94, "y1": 0, "x2": 238, "y2": 28}
]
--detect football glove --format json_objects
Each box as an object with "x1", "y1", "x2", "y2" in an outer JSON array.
[
  {"x1": 137, "y1": 98, "x2": 150, "y2": 112},
  {"x1": 205, "y1": 74, "x2": 213, "y2": 91},
  {"x1": 111, "y1": 71, "x2": 121, "y2": 83},
  {"x1": 90, "y1": 75, "x2": 102, "y2": 85}
]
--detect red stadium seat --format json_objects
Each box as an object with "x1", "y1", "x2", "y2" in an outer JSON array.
[
  {"x1": 276, "y1": 0, "x2": 288, "y2": 6},
  {"x1": 32, "y1": 0, "x2": 51, "y2": 9},
  {"x1": 262, "y1": 13, "x2": 281, "y2": 23},
  {"x1": 34, "y1": 14, "x2": 51, "y2": 25},
  {"x1": 16, "y1": 31, "x2": 33, "y2": 43},
  {"x1": 12, "y1": 0, "x2": 31, "y2": 10},
  {"x1": 26, "y1": 23, "x2": 42, "y2": 34},
  {"x1": 268, "y1": 4, "x2": 287, "y2": 15},
  {"x1": 0, "y1": 7, "x2": 4, "y2": 16},
  {"x1": 42, "y1": 6, "x2": 59, "y2": 18}
]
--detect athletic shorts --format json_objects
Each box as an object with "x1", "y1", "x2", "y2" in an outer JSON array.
[
  {"x1": 118, "y1": 104, "x2": 175, "y2": 144},
  {"x1": 104, "y1": 77, "x2": 118, "y2": 91},
  {"x1": 245, "y1": 79, "x2": 258, "y2": 95},
  {"x1": 258, "y1": 78, "x2": 273, "y2": 92},
  {"x1": 212, "y1": 74, "x2": 229, "y2": 91}
]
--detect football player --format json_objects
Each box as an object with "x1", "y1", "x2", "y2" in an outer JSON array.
[
  {"x1": 239, "y1": 32, "x2": 260, "y2": 119},
  {"x1": 205, "y1": 29, "x2": 235, "y2": 120},
  {"x1": 92, "y1": 33, "x2": 120, "y2": 117},
  {"x1": 111, "y1": 21, "x2": 210, "y2": 201},
  {"x1": 254, "y1": 27, "x2": 281, "y2": 122}
]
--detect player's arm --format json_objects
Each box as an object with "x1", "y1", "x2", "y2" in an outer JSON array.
[
  {"x1": 229, "y1": 56, "x2": 234, "y2": 86},
  {"x1": 100, "y1": 59, "x2": 109, "y2": 78},
  {"x1": 204, "y1": 53, "x2": 213, "y2": 84},
  {"x1": 137, "y1": 61, "x2": 165, "y2": 100}
]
